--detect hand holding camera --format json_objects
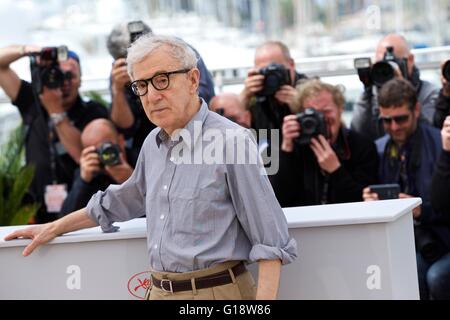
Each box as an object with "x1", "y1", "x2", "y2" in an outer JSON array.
[
  {"x1": 80, "y1": 143, "x2": 131, "y2": 184},
  {"x1": 111, "y1": 58, "x2": 131, "y2": 93},
  {"x1": 39, "y1": 85, "x2": 64, "y2": 114},
  {"x1": 104, "y1": 152, "x2": 133, "y2": 184},
  {"x1": 242, "y1": 63, "x2": 292, "y2": 106},
  {"x1": 242, "y1": 68, "x2": 265, "y2": 104},
  {"x1": 281, "y1": 114, "x2": 301, "y2": 152},
  {"x1": 274, "y1": 85, "x2": 300, "y2": 113},
  {"x1": 354, "y1": 46, "x2": 409, "y2": 89},
  {"x1": 80, "y1": 146, "x2": 101, "y2": 183}
]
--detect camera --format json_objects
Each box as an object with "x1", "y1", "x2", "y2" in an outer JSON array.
[
  {"x1": 295, "y1": 108, "x2": 328, "y2": 146},
  {"x1": 29, "y1": 46, "x2": 69, "y2": 94},
  {"x1": 257, "y1": 63, "x2": 291, "y2": 97},
  {"x1": 97, "y1": 142, "x2": 121, "y2": 167},
  {"x1": 368, "y1": 184, "x2": 400, "y2": 200},
  {"x1": 128, "y1": 20, "x2": 146, "y2": 45},
  {"x1": 354, "y1": 46, "x2": 408, "y2": 88},
  {"x1": 443, "y1": 60, "x2": 450, "y2": 82}
]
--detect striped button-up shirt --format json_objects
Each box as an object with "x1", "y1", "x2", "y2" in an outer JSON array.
[{"x1": 87, "y1": 100, "x2": 297, "y2": 272}]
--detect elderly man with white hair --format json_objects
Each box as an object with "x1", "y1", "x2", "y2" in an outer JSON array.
[{"x1": 5, "y1": 35, "x2": 297, "y2": 301}]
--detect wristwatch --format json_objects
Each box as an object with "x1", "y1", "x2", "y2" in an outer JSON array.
[{"x1": 50, "y1": 112, "x2": 67, "y2": 126}]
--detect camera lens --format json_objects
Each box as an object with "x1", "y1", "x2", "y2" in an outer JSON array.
[
  {"x1": 301, "y1": 117, "x2": 318, "y2": 135},
  {"x1": 41, "y1": 67, "x2": 65, "y2": 89},
  {"x1": 371, "y1": 61, "x2": 395, "y2": 87},
  {"x1": 98, "y1": 143, "x2": 121, "y2": 166},
  {"x1": 263, "y1": 74, "x2": 280, "y2": 96}
]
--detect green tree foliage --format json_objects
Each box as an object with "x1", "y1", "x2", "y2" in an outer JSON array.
[{"x1": 0, "y1": 126, "x2": 39, "y2": 226}]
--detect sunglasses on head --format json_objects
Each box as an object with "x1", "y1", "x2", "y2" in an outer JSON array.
[{"x1": 379, "y1": 114, "x2": 410, "y2": 125}]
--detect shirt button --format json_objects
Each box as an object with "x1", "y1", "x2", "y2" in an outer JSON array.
[
  {"x1": 160, "y1": 214, "x2": 165, "y2": 220},
  {"x1": 163, "y1": 185, "x2": 168, "y2": 190},
  {"x1": 154, "y1": 244, "x2": 158, "y2": 249}
]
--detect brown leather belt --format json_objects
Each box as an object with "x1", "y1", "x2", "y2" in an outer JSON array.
[{"x1": 151, "y1": 262, "x2": 246, "y2": 293}]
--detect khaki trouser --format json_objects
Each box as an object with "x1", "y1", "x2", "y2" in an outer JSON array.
[{"x1": 145, "y1": 261, "x2": 256, "y2": 300}]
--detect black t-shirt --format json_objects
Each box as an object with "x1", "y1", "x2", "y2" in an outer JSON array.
[
  {"x1": 269, "y1": 128, "x2": 379, "y2": 207},
  {"x1": 13, "y1": 80, "x2": 109, "y2": 223}
]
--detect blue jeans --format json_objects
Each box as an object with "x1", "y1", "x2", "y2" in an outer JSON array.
[{"x1": 417, "y1": 251, "x2": 450, "y2": 299}]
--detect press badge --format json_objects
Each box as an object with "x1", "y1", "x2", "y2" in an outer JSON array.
[{"x1": 44, "y1": 184, "x2": 68, "y2": 213}]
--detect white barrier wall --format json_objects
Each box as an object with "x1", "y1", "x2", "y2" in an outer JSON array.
[{"x1": 0, "y1": 198, "x2": 421, "y2": 300}]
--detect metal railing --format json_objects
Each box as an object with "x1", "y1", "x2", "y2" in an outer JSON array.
[{"x1": 1, "y1": 45, "x2": 449, "y2": 105}]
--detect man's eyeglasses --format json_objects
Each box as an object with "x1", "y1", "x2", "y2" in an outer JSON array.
[
  {"x1": 130, "y1": 68, "x2": 191, "y2": 96},
  {"x1": 379, "y1": 114, "x2": 411, "y2": 125}
]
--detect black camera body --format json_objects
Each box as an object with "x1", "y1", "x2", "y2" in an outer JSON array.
[
  {"x1": 30, "y1": 46, "x2": 68, "y2": 94},
  {"x1": 368, "y1": 183, "x2": 400, "y2": 200},
  {"x1": 97, "y1": 142, "x2": 121, "y2": 167},
  {"x1": 443, "y1": 60, "x2": 450, "y2": 82},
  {"x1": 257, "y1": 63, "x2": 291, "y2": 97},
  {"x1": 128, "y1": 21, "x2": 146, "y2": 45},
  {"x1": 295, "y1": 108, "x2": 328, "y2": 146},
  {"x1": 354, "y1": 46, "x2": 409, "y2": 89}
]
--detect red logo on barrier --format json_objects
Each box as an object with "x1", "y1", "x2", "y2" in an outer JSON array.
[{"x1": 127, "y1": 271, "x2": 152, "y2": 300}]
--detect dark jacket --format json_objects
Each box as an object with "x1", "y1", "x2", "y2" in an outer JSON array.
[
  {"x1": 270, "y1": 128, "x2": 379, "y2": 207},
  {"x1": 250, "y1": 71, "x2": 308, "y2": 137},
  {"x1": 376, "y1": 123, "x2": 442, "y2": 225},
  {"x1": 433, "y1": 90, "x2": 450, "y2": 129},
  {"x1": 429, "y1": 151, "x2": 450, "y2": 249},
  {"x1": 60, "y1": 148, "x2": 138, "y2": 215},
  {"x1": 13, "y1": 80, "x2": 109, "y2": 223}
]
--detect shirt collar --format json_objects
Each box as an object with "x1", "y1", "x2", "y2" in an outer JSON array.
[{"x1": 156, "y1": 98, "x2": 208, "y2": 149}]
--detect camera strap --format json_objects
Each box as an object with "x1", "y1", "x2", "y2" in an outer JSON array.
[
  {"x1": 320, "y1": 172, "x2": 330, "y2": 205},
  {"x1": 44, "y1": 120, "x2": 68, "y2": 213},
  {"x1": 47, "y1": 120, "x2": 59, "y2": 184}
]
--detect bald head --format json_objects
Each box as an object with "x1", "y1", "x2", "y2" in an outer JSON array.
[
  {"x1": 254, "y1": 41, "x2": 296, "y2": 84},
  {"x1": 81, "y1": 119, "x2": 121, "y2": 148},
  {"x1": 375, "y1": 34, "x2": 414, "y2": 77},
  {"x1": 210, "y1": 93, "x2": 251, "y2": 128},
  {"x1": 376, "y1": 34, "x2": 410, "y2": 60}
]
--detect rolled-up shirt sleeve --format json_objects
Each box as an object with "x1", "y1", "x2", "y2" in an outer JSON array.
[
  {"x1": 225, "y1": 130, "x2": 298, "y2": 265},
  {"x1": 86, "y1": 149, "x2": 147, "y2": 233}
]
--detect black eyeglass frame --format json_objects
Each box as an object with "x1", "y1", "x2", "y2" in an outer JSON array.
[{"x1": 130, "y1": 68, "x2": 191, "y2": 96}]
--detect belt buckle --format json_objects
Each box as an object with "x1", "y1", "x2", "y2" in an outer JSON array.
[{"x1": 160, "y1": 279, "x2": 173, "y2": 293}]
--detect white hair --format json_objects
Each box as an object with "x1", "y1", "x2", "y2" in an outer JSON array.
[{"x1": 126, "y1": 34, "x2": 198, "y2": 78}]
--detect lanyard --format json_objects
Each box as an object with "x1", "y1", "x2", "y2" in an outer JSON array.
[
  {"x1": 320, "y1": 171, "x2": 330, "y2": 205},
  {"x1": 47, "y1": 120, "x2": 59, "y2": 185}
]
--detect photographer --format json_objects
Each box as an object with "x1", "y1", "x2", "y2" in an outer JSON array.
[
  {"x1": 433, "y1": 60, "x2": 450, "y2": 129},
  {"x1": 362, "y1": 79, "x2": 446, "y2": 299},
  {"x1": 270, "y1": 79, "x2": 378, "y2": 208},
  {"x1": 106, "y1": 21, "x2": 215, "y2": 155},
  {"x1": 420, "y1": 115, "x2": 450, "y2": 300},
  {"x1": 351, "y1": 34, "x2": 439, "y2": 141},
  {"x1": 209, "y1": 92, "x2": 251, "y2": 129},
  {"x1": 0, "y1": 44, "x2": 108, "y2": 223},
  {"x1": 60, "y1": 119, "x2": 137, "y2": 215},
  {"x1": 240, "y1": 41, "x2": 307, "y2": 138}
]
